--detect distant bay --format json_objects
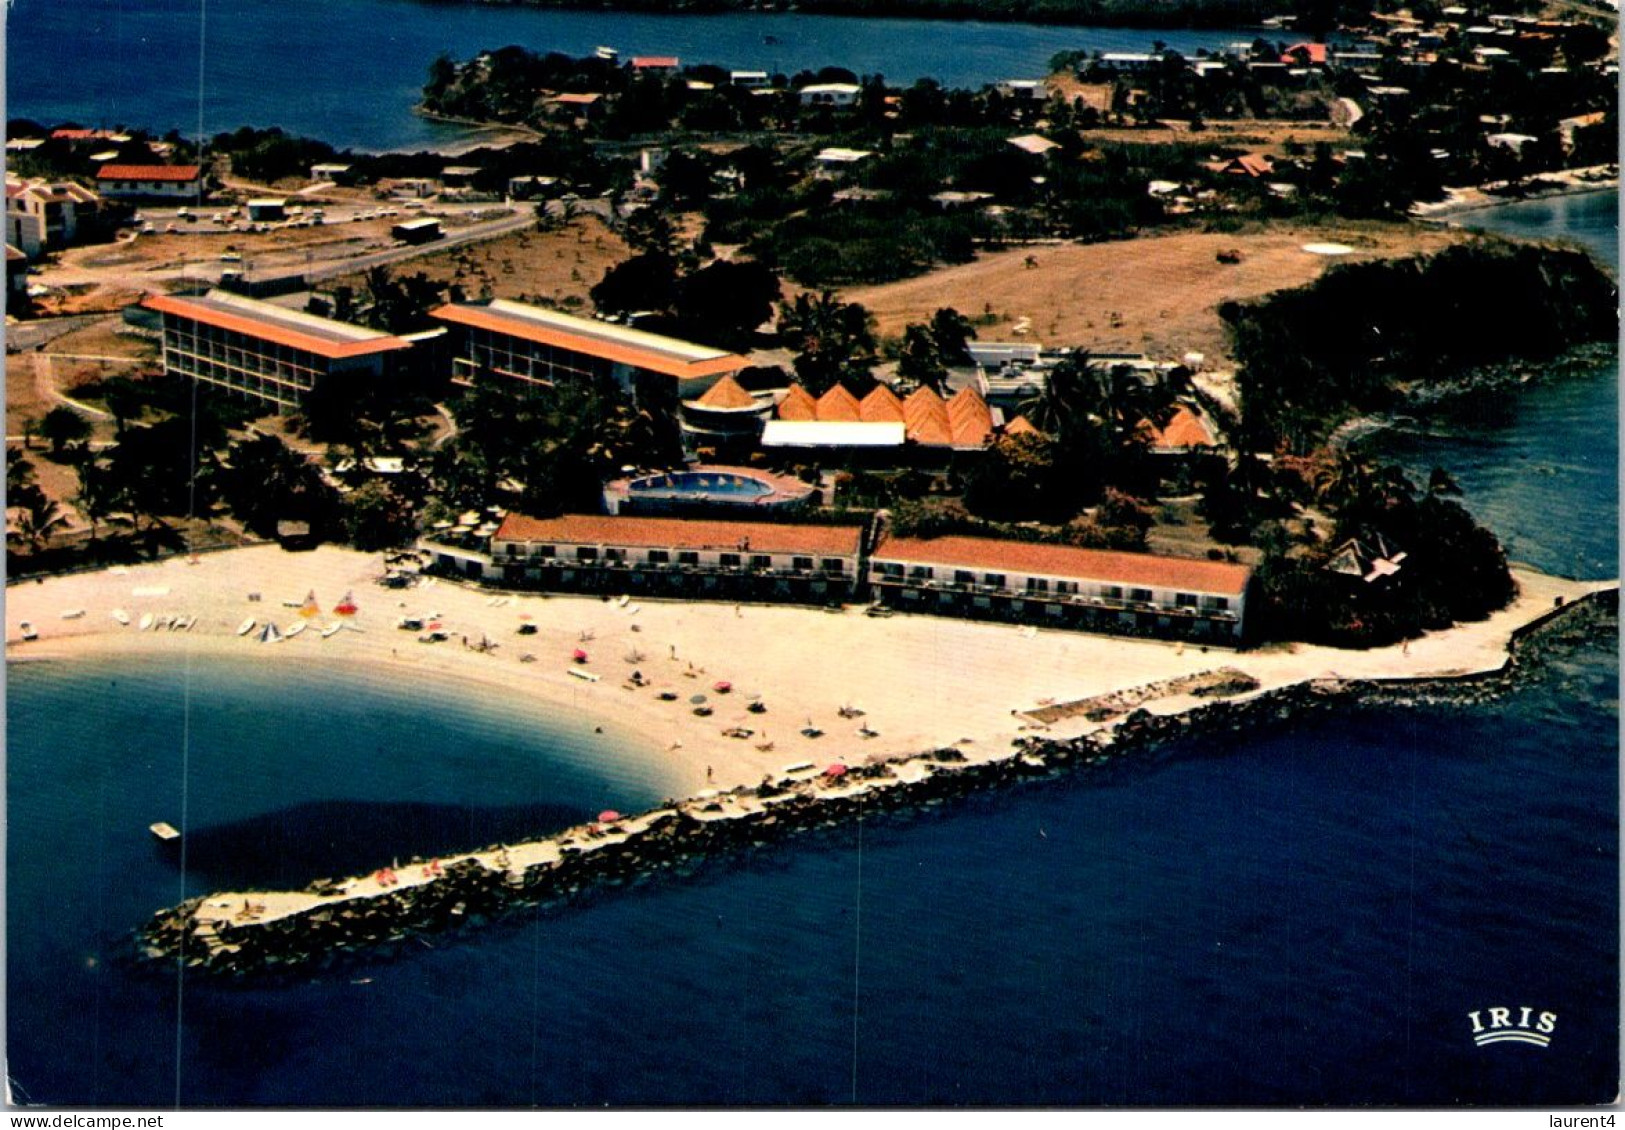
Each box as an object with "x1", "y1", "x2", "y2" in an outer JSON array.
[{"x1": 8, "y1": 0, "x2": 1248, "y2": 151}]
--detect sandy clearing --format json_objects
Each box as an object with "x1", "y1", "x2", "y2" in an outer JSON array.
[{"x1": 842, "y1": 223, "x2": 1473, "y2": 362}]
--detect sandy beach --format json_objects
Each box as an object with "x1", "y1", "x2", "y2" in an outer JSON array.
[{"x1": 7, "y1": 546, "x2": 1609, "y2": 804}]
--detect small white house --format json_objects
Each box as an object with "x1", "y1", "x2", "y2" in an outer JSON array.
[{"x1": 799, "y1": 83, "x2": 862, "y2": 107}]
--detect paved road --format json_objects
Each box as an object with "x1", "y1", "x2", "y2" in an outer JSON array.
[
  {"x1": 250, "y1": 210, "x2": 540, "y2": 287},
  {"x1": 5, "y1": 313, "x2": 112, "y2": 353}
]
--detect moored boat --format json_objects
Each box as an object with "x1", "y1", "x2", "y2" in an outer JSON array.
[{"x1": 236, "y1": 617, "x2": 257, "y2": 637}]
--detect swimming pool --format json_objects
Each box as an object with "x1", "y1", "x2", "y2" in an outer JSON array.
[{"x1": 627, "y1": 471, "x2": 776, "y2": 499}]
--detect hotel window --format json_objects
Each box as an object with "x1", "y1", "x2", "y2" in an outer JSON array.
[
  {"x1": 1056, "y1": 581, "x2": 1079, "y2": 595},
  {"x1": 879, "y1": 563, "x2": 903, "y2": 578},
  {"x1": 576, "y1": 547, "x2": 598, "y2": 561},
  {"x1": 909, "y1": 566, "x2": 934, "y2": 580},
  {"x1": 983, "y1": 573, "x2": 1006, "y2": 588},
  {"x1": 954, "y1": 570, "x2": 976, "y2": 585},
  {"x1": 647, "y1": 550, "x2": 670, "y2": 564},
  {"x1": 1203, "y1": 596, "x2": 1230, "y2": 611},
  {"x1": 749, "y1": 554, "x2": 771, "y2": 569},
  {"x1": 1176, "y1": 593, "x2": 1199, "y2": 608},
  {"x1": 720, "y1": 553, "x2": 741, "y2": 567},
  {"x1": 1026, "y1": 578, "x2": 1049, "y2": 594},
  {"x1": 1130, "y1": 588, "x2": 1154, "y2": 604},
  {"x1": 793, "y1": 556, "x2": 814, "y2": 571},
  {"x1": 604, "y1": 548, "x2": 625, "y2": 562},
  {"x1": 533, "y1": 544, "x2": 555, "y2": 558},
  {"x1": 822, "y1": 558, "x2": 846, "y2": 574},
  {"x1": 1104, "y1": 585, "x2": 1124, "y2": 601},
  {"x1": 678, "y1": 551, "x2": 699, "y2": 566},
  {"x1": 505, "y1": 544, "x2": 519, "y2": 557}
]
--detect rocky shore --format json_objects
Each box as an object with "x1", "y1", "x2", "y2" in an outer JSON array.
[{"x1": 135, "y1": 587, "x2": 1616, "y2": 979}]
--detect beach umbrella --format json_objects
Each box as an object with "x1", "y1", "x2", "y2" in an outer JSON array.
[
  {"x1": 572, "y1": 648, "x2": 589, "y2": 662},
  {"x1": 689, "y1": 693, "x2": 708, "y2": 705},
  {"x1": 713, "y1": 680, "x2": 732, "y2": 693},
  {"x1": 824, "y1": 763, "x2": 848, "y2": 778},
  {"x1": 598, "y1": 810, "x2": 623, "y2": 823}
]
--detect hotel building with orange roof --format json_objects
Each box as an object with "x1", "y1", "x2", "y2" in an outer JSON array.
[
  {"x1": 430, "y1": 298, "x2": 750, "y2": 411},
  {"x1": 142, "y1": 290, "x2": 418, "y2": 412}
]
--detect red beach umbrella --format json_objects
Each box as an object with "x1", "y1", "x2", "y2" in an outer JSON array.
[
  {"x1": 824, "y1": 763, "x2": 848, "y2": 778},
  {"x1": 713, "y1": 680, "x2": 732, "y2": 693},
  {"x1": 598, "y1": 810, "x2": 623, "y2": 823},
  {"x1": 572, "y1": 648, "x2": 589, "y2": 663}
]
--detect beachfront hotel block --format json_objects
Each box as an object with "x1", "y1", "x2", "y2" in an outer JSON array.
[
  {"x1": 143, "y1": 289, "x2": 416, "y2": 412},
  {"x1": 868, "y1": 534, "x2": 1251, "y2": 641},
  {"x1": 429, "y1": 299, "x2": 749, "y2": 411},
  {"x1": 435, "y1": 513, "x2": 865, "y2": 604}
]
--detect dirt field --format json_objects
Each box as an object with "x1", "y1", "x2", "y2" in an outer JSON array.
[
  {"x1": 329, "y1": 215, "x2": 629, "y2": 308},
  {"x1": 40, "y1": 319, "x2": 159, "y2": 361},
  {"x1": 840, "y1": 222, "x2": 1472, "y2": 364},
  {"x1": 1076, "y1": 119, "x2": 1353, "y2": 154}
]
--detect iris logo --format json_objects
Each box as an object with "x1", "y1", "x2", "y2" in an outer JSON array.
[{"x1": 1468, "y1": 1007, "x2": 1557, "y2": 1048}]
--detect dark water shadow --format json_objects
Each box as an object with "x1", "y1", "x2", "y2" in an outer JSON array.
[{"x1": 163, "y1": 799, "x2": 588, "y2": 889}]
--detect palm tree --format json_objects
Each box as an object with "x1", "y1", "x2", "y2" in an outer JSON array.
[{"x1": 12, "y1": 493, "x2": 67, "y2": 555}]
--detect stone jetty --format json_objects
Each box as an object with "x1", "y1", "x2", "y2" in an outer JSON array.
[{"x1": 136, "y1": 587, "x2": 1616, "y2": 977}]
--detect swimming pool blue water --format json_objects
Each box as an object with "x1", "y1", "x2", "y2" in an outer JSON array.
[{"x1": 630, "y1": 471, "x2": 776, "y2": 498}]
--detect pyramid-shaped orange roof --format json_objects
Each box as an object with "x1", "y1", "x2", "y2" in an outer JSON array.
[
  {"x1": 1003, "y1": 415, "x2": 1042, "y2": 437},
  {"x1": 859, "y1": 384, "x2": 905, "y2": 423},
  {"x1": 946, "y1": 387, "x2": 993, "y2": 447},
  {"x1": 1146, "y1": 405, "x2": 1217, "y2": 449},
  {"x1": 815, "y1": 384, "x2": 862, "y2": 423},
  {"x1": 903, "y1": 387, "x2": 952, "y2": 446},
  {"x1": 693, "y1": 374, "x2": 759, "y2": 410},
  {"x1": 776, "y1": 384, "x2": 818, "y2": 421}
]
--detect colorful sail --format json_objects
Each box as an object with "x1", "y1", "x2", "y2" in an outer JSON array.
[
  {"x1": 298, "y1": 589, "x2": 320, "y2": 618},
  {"x1": 334, "y1": 591, "x2": 359, "y2": 618}
]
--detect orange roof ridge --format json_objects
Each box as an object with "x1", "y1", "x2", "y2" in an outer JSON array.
[
  {"x1": 1004, "y1": 415, "x2": 1041, "y2": 437},
  {"x1": 494, "y1": 513, "x2": 863, "y2": 558},
  {"x1": 693, "y1": 374, "x2": 758, "y2": 410},
  {"x1": 776, "y1": 384, "x2": 818, "y2": 421},
  {"x1": 141, "y1": 294, "x2": 412, "y2": 360},
  {"x1": 859, "y1": 384, "x2": 904, "y2": 422},
  {"x1": 1147, "y1": 405, "x2": 1217, "y2": 449},
  {"x1": 815, "y1": 384, "x2": 862, "y2": 422},
  {"x1": 873, "y1": 533, "x2": 1252, "y2": 595}
]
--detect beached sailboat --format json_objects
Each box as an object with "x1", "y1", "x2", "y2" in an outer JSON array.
[
  {"x1": 60, "y1": 608, "x2": 85, "y2": 620},
  {"x1": 320, "y1": 622, "x2": 343, "y2": 638},
  {"x1": 285, "y1": 622, "x2": 307, "y2": 639},
  {"x1": 298, "y1": 590, "x2": 320, "y2": 619},
  {"x1": 138, "y1": 613, "x2": 155, "y2": 631},
  {"x1": 258, "y1": 622, "x2": 284, "y2": 644},
  {"x1": 111, "y1": 609, "x2": 131, "y2": 626},
  {"x1": 237, "y1": 617, "x2": 257, "y2": 637},
  {"x1": 334, "y1": 591, "x2": 359, "y2": 618}
]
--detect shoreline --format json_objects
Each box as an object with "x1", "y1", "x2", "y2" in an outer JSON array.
[
  {"x1": 1413, "y1": 173, "x2": 1618, "y2": 222},
  {"x1": 4, "y1": 546, "x2": 1614, "y2": 970},
  {"x1": 128, "y1": 581, "x2": 1618, "y2": 976}
]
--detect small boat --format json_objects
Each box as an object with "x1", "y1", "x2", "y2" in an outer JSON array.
[
  {"x1": 139, "y1": 613, "x2": 155, "y2": 631},
  {"x1": 19, "y1": 621, "x2": 38, "y2": 641},
  {"x1": 284, "y1": 622, "x2": 307, "y2": 639},
  {"x1": 236, "y1": 617, "x2": 257, "y2": 637},
  {"x1": 60, "y1": 609, "x2": 85, "y2": 620},
  {"x1": 618, "y1": 595, "x2": 630, "y2": 608},
  {"x1": 321, "y1": 623, "x2": 343, "y2": 638},
  {"x1": 258, "y1": 622, "x2": 283, "y2": 644},
  {"x1": 111, "y1": 609, "x2": 131, "y2": 626},
  {"x1": 149, "y1": 821, "x2": 181, "y2": 842},
  {"x1": 567, "y1": 668, "x2": 600, "y2": 682}
]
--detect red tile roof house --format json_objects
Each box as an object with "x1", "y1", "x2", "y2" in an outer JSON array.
[
  {"x1": 96, "y1": 164, "x2": 205, "y2": 200},
  {"x1": 869, "y1": 533, "x2": 1251, "y2": 641},
  {"x1": 433, "y1": 512, "x2": 867, "y2": 604}
]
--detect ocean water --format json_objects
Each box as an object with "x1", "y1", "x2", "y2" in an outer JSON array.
[
  {"x1": 4, "y1": 200, "x2": 1618, "y2": 1108},
  {"x1": 7, "y1": 0, "x2": 1244, "y2": 151}
]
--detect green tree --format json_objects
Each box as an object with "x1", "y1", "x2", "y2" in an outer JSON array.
[
  {"x1": 777, "y1": 290, "x2": 878, "y2": 397},
  {"x1": 590, "y1": 252, "x2": 679, "y2": 319},
  {"x1": 343, "y1": 479, "x2": 418, "y2": 550},
  {"x1": 39, "y1": 406, "x2": 92, "y2": 459},
  {"x1": 896, "y1": 324, "x2": 949, "y2": 393},
  {"x1": 9, "y1": 491, "x2": 67, "y2": 554},
  {"x1": 219, "y1": 433, "x2": 336, "y2": 538}
]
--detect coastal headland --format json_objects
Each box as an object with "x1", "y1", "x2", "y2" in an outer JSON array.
[{"x1": 4, "y1": 545, "x2": 1611, "y2": 974}]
